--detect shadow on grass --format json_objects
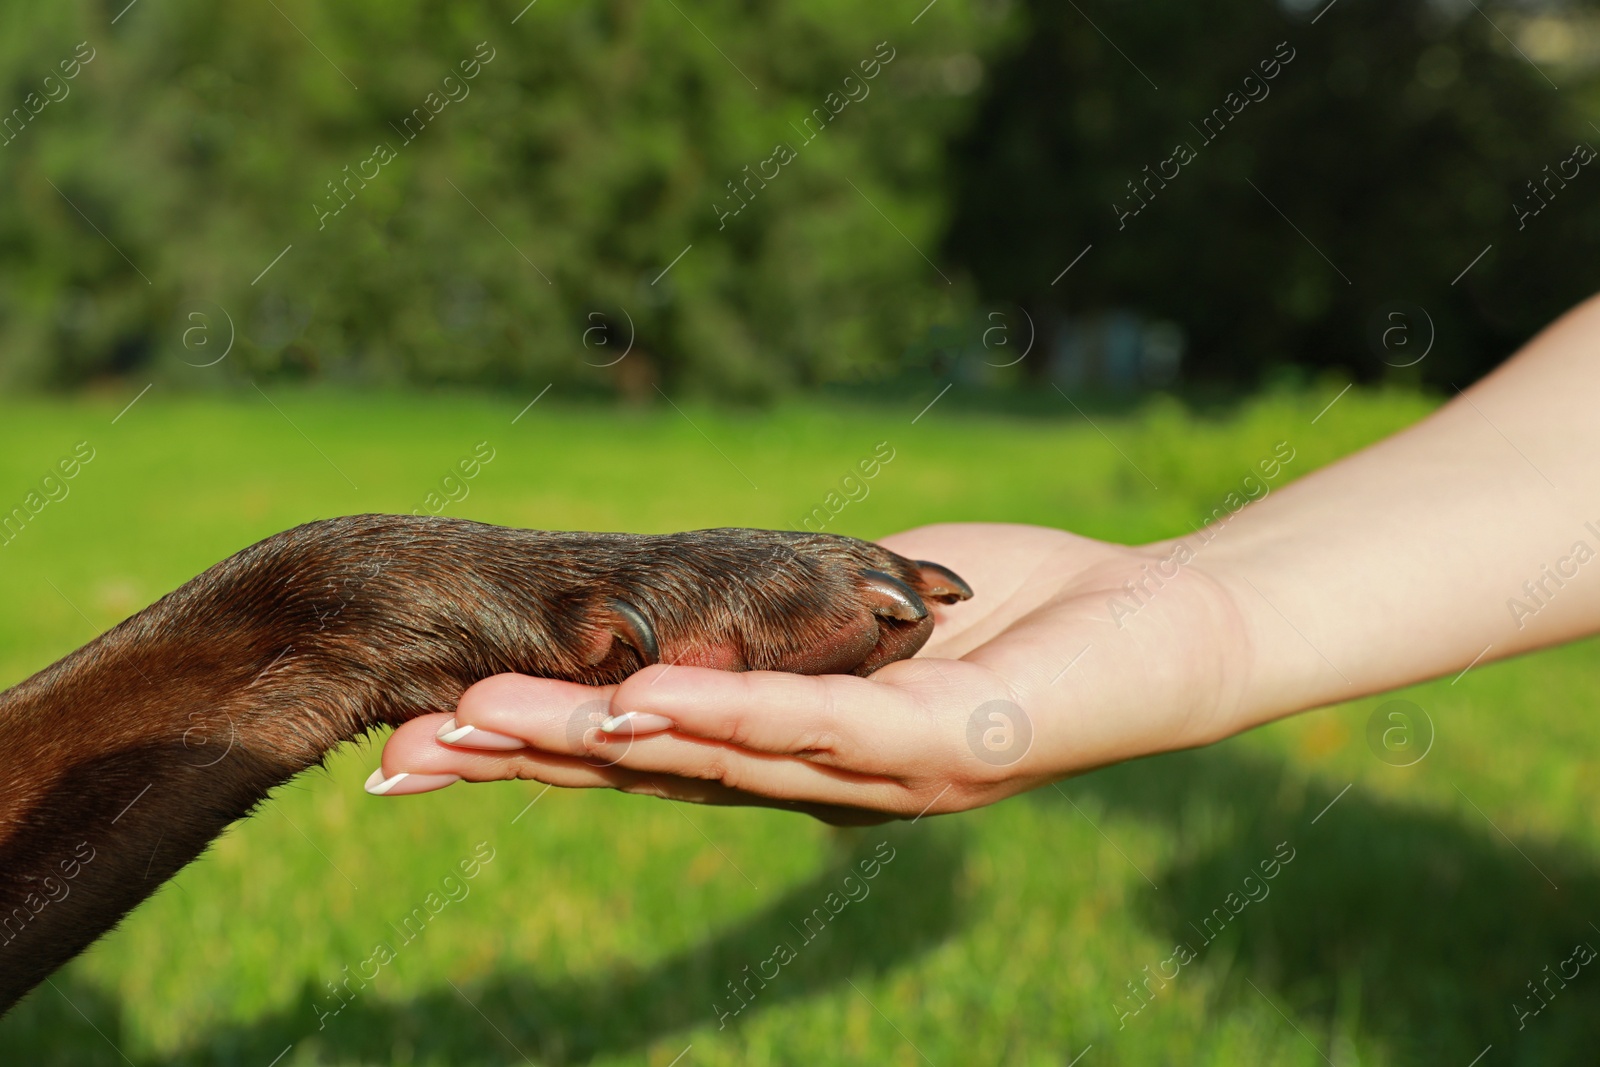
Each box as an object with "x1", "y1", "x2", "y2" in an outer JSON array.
[
  {"x1": 17, "y1": 743, "x2": 1599, "y2": 1066},
  {"x1": 2, "y1": 823, "x2": 968, "y2": 1066},
  {"x1": 1049, "y1": 745, "x2": 1600, "y2": 1065}
]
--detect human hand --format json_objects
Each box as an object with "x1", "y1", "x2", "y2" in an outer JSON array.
[{"x1": 372, "y1": 522, "x2": 1258, "y2": 822}]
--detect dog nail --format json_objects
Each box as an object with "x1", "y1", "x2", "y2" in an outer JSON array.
[
  {"x1": 860, "y1": 569, "x2": 929, "y2": 622},
  {"x1": 363, "y1": 769, "x2": 460, "y2": 796},
  {"x1": 435, "y1": 717, "x2": 526, "y2": 750},
  {"x1": 599, "y1": 711, "x2": 674, "y2": 735},
  {"x1": 608, "y1": 598, "x2": 661, "y2": 665},
  {"x1": 913, "y1": 560, "x2": 974, "y2": 602}
]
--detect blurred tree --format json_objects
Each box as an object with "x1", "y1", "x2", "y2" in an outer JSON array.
[
  {"x1": 0, "y1": 0, "x2": 1008, "y2": 397},
  {"x1": 943, "y1": 0, "x2": 1600, "y2": 388}
]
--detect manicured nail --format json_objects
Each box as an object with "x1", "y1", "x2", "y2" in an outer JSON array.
[
  {"x1": 363, "y1": 768, "x2": 461, "y2": 796},
  {"x1": 599, "y1": 711, "x2": 674, "y2": 735},
  {"x1": 435, "y1": 717, "x2": 526, "y2": 751}
]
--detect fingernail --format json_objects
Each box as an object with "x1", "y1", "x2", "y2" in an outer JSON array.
[
  {"x1": 363, "y1": 768, "x2": 461, "y2": 796},
  {"x1": 435, "y1": 717, "x2": 526, "y2": 751},
  {"x1": 599, "y1": 711, "x2": 674, "y2": 735}
]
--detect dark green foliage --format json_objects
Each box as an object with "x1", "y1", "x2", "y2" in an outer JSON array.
[
  {"x1": 0, "y1": 0, "x2": 1004, "y2": 396},
  {"x1": 945, "y1": 0, "x2": 1600, "y2": 387},
  {"x1": 4, "y1": 0, "x2": 1597, "y2": 395}
]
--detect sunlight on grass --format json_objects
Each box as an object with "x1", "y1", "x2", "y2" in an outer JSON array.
[{"x1": 2, "y1": 386, "x2": 1595, "y2": 1066}]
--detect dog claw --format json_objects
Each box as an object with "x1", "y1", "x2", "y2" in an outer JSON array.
[
  {"x1": 913, "y1": 560, "x2": 973, "y2": 603},
  {"x1": 860, "y1": 570, "x2": 928, "y2": 622},
  {"x1": 607, "y1": 597, "x2": 660, "y2": 665}
]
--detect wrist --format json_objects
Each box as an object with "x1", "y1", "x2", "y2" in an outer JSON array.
[
  {"x1": 1171, "y1": 525, "x2": 1348, "y2": 732},
  {"x1": 1059, "y1": 536, "x2": 1262, "y2": 758}
]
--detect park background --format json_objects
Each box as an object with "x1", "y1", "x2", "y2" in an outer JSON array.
[{"x1": 3, "y1": 0, "x2": 1600, "y2": 1063}]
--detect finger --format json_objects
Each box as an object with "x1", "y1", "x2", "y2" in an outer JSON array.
[
  {"x1": 608, "y1": 665, "x2": 928, "y2": 769},
  {"x1": 378, "y1": 712, "x2": 638, "y2": 792},
  {"x1": 377, "y1": 716, "x2": 928, "y2": 825},
  {"x1": 383, "y1": 712, "x2": 916, "y2": 814},
  {"x1": 444, "y1": 672, "x2": 624, "y2": 755},
  {"x1": 611, "y1": 658, "x2": 1006, "y2": 768},
  {"x1": 585, "y1": 728, "x2": 930, "y2": 814}
]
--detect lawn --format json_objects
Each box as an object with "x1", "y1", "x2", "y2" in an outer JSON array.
[{"x1": 2, "y1": 383, "x2": 1596, "y2": 1066}]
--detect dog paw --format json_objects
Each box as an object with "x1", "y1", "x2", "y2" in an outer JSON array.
[
  {"x1": 243, "y1": 517, "x2": 975, "y2": 727},
  {"x1": 557, "y1": 527, "x2": 973, "y2": 680}
]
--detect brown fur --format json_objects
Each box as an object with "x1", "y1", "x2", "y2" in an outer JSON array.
[{"x1": 0, "y1": 515, "x2": 967, "y2": 1012}]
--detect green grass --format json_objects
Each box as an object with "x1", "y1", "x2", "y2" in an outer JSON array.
[{"x1": 3, "y1": 384, "x2": 1597, "y2": 1066}]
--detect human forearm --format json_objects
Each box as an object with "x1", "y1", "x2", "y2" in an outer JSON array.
[{"x1": 1198, "y1": 292, "x2": 1600, "y2": 728}]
